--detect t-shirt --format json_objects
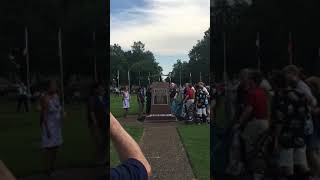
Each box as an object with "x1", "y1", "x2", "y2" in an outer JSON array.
[
  {"x1": 18, "y1": 85, "x2": 27, "y2": 96},
  {"x1": 186, "y1": 89, "x2": 194, "y2": 100},
  {"x1": 137, "y1": 90, "x2": 145, "y2": 103},
  {"x1": 196, "y1": 88, "x2": 207, "y2": 108},
  {"x1": 245, "y1": 87, "x2": 268, "y2": 119},
  {"x1": 88, "y1": 95, "x2": 108, "y2": 128},
  {"x1": 110, "y1": 158, "x2": 148, "y2": 180},
  {"x1": 170, "y1": 89, "x2": 177, "y2": 99},
  {"x1": 296, "y1": 80, "x2": 317, "y2": 107},
  {"x1": 273, "y1": 89, "x2": 311, "y2": 148}
]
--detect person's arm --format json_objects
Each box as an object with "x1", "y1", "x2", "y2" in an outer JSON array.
[
  {"x1": 110, "y1": 113, "x2": 152, "y2": 177},
  {"x1": 0, "y1": 160, "x2": 16, "y2": 180},
  {"x1": 183, "y1": 94, "x2": 189, "y2": 102},
  {"x1": 301, "y1": 83, "x2": 317, "y2": 107}
]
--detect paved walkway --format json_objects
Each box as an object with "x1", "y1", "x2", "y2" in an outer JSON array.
[
  {"x1": 140, "y1": 125, "x2": 195, "y2": 180},
  {"x1": 119, "y1": 115, "x2": 195, "y2": 180}
]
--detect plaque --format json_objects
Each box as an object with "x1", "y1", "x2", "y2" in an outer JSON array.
[{"x1": 153, "y1": 88, "x2": 168, "y2": 105}]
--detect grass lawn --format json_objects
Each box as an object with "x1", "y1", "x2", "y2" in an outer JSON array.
[
  {"x1": 110, "y1": 125, "x2": 144, "y2": 166},
  {"x1": 110, "y1": 94, "x2": 144, "y2": 167},
  {"x1": 178, "y1": 124, "x2": 210, "y2": 180},
  {"x1": 110, "y1": 93, "x2": 139, "y2": 118},
  {"x1": 0, "y1": 101, "x2": 95, "y2": 177},
  {"x1": 0, "y1": 96, "x2": 144, "y2": 177}
]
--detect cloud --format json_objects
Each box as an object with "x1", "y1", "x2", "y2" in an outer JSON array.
[{"x1": 110, "y1": 0, "x2": 210, "y2": 56}]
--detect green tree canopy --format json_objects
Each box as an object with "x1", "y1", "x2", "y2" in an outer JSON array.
[{"x1": 110, "y1": 42, "x2": 162, "y2": 87}]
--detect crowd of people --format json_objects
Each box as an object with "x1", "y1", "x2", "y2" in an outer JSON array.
[
  {"x1": 116, "y1": 81, "x2": 212, "y2": 124},
  {"x1": 169, "y1": 82, "x2": 212, "y2": 124},
  {"x1": 225, "y1": 65, "x2": 320, "y2": 180}
]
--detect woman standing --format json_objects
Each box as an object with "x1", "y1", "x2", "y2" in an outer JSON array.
[
  {"x1": 146, "y1": 86, "x2": 152, "y2": 115},
  {"x1": 40, "y1": 80, "x2": 63, "y2": 176},
  {"x1": 122, "y1": 86, "x2": 130, "y2": 119}
]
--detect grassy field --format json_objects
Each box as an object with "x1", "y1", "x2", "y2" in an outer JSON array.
[
  {"x1": 110, "y1": 93, "x2": 139, "y2": 118},
  {"x1": 0, "y1": 101, "x2": 95, "y2": 177},
  {"x1": 178, "y1": 125, "x2": 210, "y2": 180},
  {"x1": 0, "y1": 95, "x2": 143, "y2": 177},
  {"x1": 110, "y1": 94, "x2": 143, "y2": 167},
  {"x1": 110, "y1": 125, "x2": 144, "y2": 166}
]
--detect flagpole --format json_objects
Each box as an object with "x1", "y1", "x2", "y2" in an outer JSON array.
[
  {"x1": 256, "y1": 32, "x2": 261, "y2": 70},
  {"x1": 93, "y1": 31, "x2": 97, "y2": 82},
  {"x1": 139, "y1": 71, "x2": 141, "y2": 86},
  {"x1": 128, "y1": 70, "x2": 130, "y2": 93},
  {"x1": 117, "y1": 70, "x2": 120, "y2": 89},
  {"x1": 58, "y1": 28, "x2": 65, "y2": 111},
  {"x1": 289, "y1": 32, "x2": 293, "y2": 65},
  {"x1": 179, "y1": 66, "x2": 182, "y2": 87},
  {"x1": 200, "y1": 72, "x2": 202, "y2": 82},
  {"x1": 190, "y1": 72, "x2": 192, "y2": 84},
  {"x1": 24, "y1": 27, "x2": 31, "y2": 104},
  {"x1": 223, "y1": 32, "x2": 227, "y2": 86},
  {"x1": 148, "y1": 72, "x2": 151, "y2": 85}
]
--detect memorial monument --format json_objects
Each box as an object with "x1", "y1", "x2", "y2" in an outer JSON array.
[{"x1": 145, "y1": 82, "x2": 176, "y2": 122}]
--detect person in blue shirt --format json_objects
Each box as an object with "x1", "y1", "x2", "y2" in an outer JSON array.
[
  {"x1": 110, "y1": 113, "x2": 152, "y2": 180},
  {"x1": 88, "y1": 82, "x2": 108, "y2": 165}
]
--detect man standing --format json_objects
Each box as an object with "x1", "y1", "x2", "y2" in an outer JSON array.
[
  {"x1": 239, "y1": 70, "x2": 268, "y2": 180},
  {"x1": 17, "y1": 81, "x2": 29, "y2": 112},
  {"x1": 283, "y1": 65, "x2": 318, "y2": 179},
  {"x1": 88, "y1": 82, "x2": 108, "y2": 165},
  {"x1": 137, "y1": 87, "x2": 145, "y2": 120},
  {"x1": 272, "y1": 71, "x2": 312, "y2": 180},
  {"x1": 195, "y1": 82, "x2": 208, "y2": 124},
  {"x1": 146, "y1": 86, "x2": 152, "y2": 115}
]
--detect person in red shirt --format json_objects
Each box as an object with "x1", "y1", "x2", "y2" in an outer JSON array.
[
  {"x1": 182, "y1": 84, "x2": 195, "y2": 120},
  {"x1": 238, "y1": 70, "x2": 269, "y2": 180}
]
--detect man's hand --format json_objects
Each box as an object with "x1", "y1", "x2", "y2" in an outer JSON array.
[{"x1": 0, "y1": 160, "x2": 16, "y2": 180}]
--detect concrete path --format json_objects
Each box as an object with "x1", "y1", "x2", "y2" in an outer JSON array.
[{"x1": 140, "y1": 125, "x2": 196, "y2": 180}]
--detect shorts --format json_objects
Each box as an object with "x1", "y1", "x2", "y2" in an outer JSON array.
[
  {"x1": 278, "y1": 145, "x2": 309, "y2": 172},
  {"x1": 241, "y1": 119, "x2": 269, "y2": 172},
  {"x1": 197, "y1": 107, "x2": 207, "y2": 116}
]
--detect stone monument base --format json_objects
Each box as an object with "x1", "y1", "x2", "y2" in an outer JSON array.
[{"x1": 145, "y1": 114, "x2": 177, "y2": 122}]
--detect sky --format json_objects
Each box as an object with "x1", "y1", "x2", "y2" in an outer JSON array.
[{"x1": 110, "y1": 0, "x2": 210, "y2": 77}]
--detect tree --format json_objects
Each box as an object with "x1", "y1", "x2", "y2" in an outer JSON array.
[
  {"x1": 110, "y1": 42, "x2": 163, "y2": 87},
  {"x1": 168, "y1": 28, "x2": 210, "y2": 85}
]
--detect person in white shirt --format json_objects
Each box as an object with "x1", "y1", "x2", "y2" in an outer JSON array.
[{"x1": 16, "y1": 82, "x2": 29, "y2": 112}]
